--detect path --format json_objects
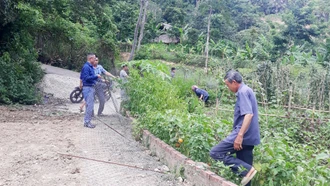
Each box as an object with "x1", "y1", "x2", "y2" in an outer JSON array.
[{"x1": 0, "y1": 65, "x2": 186, "y2": 186}]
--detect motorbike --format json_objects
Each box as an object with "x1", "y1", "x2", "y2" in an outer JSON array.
[{"x1": 69, "y1": 78, "x2": 113, "y2": 104}]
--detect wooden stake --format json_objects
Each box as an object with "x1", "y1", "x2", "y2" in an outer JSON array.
[
  {"x1": 288, "y1": 82, "x2": 293, "y2": 111},
  {"x1": 204, "y1": 7, "x2": 212, "y2": 74}
]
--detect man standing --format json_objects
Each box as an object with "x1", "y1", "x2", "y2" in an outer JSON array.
[
  {"x1": 192, "y1": 85, "x2": 209, "y2": 103},
  {"x1": 170, "y1": 67, "x2": 176, "y2": 78},
  {"x1": 120, "y1": 64, "x2": 129, "y2": 101},
  {"x1": 93, "y1": 57, "x2": 116, "y2": 116},
  {"x1": 80, "y1": 53, "x2": 101, "y2": 128},
  {"x1": 209, "y1": 70, "x2": 260, "y2": 186}
]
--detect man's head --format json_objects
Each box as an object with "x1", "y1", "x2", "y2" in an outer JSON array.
[
  {"x1": 171, "y1": 67, "x2": 176, "y2": 72},
  {"x1": 87, "y1": 53, "x2": 96, "y2": 65},
  {"x1": 122, "y1": 64, "x2": 128, "y2": 71},
  {"x1": 94, "y1": 57, "x2": 99, "y2": 66},
  {"x1": 224, "y1": 70, "x2": 243, "y2": 93},
  {"x1": 191, "y1": 85, "x2": 198, "y2": 91}
]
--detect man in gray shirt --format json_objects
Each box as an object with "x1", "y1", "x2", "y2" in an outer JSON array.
[
  {"x1": 93, "y1": 57, "x2": 116, "y2": 116},
  {"x1": 120, "y1": 64, "x2": 129, "y2": 101},
  {"x1": 170, "y1": 67, "x2": 176, "y2": 78},
  {"x1": 210, "y1": 70, "x2": 260, "y2": 186}
]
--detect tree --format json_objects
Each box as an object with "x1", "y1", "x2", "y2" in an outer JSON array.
[
  {"x1": 129, "y1": 0, "x2": 145, "y2": 61},
  {"x1": 282, "y1": 2, "x2": 323, "y2": 44},
  {"x1": 137, "y1": 0, "x2": 149, "y2": 50},
  {"x1": 205, "y1": 7, "x2": 211, "y2": 74},
  {"x1": 111, "y1": 1, "x2": 139, "y2": 41},
  {"x1": 163, "y1": 7, "x2": 186, "y2": 25}
]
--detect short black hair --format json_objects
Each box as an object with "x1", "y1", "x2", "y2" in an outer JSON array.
[
  {"x1": 87, "y1": 53, "x2": 95, "y2": 60},
  {"x1": 171, "y1": 67, "x2": 176, "y2": 71}
]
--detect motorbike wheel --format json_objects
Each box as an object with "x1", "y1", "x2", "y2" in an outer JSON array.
[{"x1": 70, "y1": 89, "x2": 84, "y2": 103}]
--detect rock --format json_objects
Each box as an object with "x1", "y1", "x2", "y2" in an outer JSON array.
[
  {"x1": 70, "y1": 168, "x2": 80, "y2": 174},
  {"x1": 195, "y1": 162, "x2": 209, "y2": 170},
  {"x1": 160, "y1": 165, "x2": 170, "y2": 172},
  {"x1": 177, "y1": 177, "x2": 184, "y2": 182}
]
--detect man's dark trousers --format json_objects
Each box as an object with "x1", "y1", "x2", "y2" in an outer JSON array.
[{"x1": 210, "y1": 141, "x2": 254, "y2": 186}]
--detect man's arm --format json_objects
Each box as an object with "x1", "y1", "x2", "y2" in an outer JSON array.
[
  {"x1": 195, "y1": 89, "x2": 203, "y2": 100},
  {"x1": 234, "y1": 114, "x2": 253, "y2": 150},
  {"x1": 234, "y1": 91, "x2": 254, "y2": 150},
  {"x1": 105, "y1": 71, "x2": 116, "y2": 78},
  {"x1": 99, "y1": 65, "x2": 116, "y2": 78},
  {"x1": 82, "y1": 66, "x2": 99, "y2": 81},
  {"x1": 79, "y1": 79, "x2": 83, "y2": 89}
]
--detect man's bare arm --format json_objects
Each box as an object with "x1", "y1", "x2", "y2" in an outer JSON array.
[
  {"x1": 105, "y1": 71, "x2": 116, "y2": 78},
  {"x1": 234, "y1": 114, "x2": 253, "y2": 150},
  {"x1": 79, "y1": 80, "x2": 83, "y2": 89},
  {"x1": 238, "y1": 114, "x2": 254, "y2": 136}
]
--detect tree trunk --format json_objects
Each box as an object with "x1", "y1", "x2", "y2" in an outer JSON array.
[
  {"x1": 204, "y1": 8, "x2": 212, "y2": 74},
  {"x1": 137, "y1": 0, "x2": 148, "y2": 51},
  {"x1": 196, "y1": 0, "x2": 200, "y2": 8},
  {"x1": 129, "y1": 0, "x2": 144, "y2": 61}
]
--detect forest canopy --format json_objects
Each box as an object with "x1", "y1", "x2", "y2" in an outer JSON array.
[{"x1": 1, "y1": 0, "x2": 330, "y2": 103}]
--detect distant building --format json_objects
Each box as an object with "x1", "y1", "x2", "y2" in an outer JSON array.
[
  {"x1": 154, "y1": 34, "x2": 179, "y2": 44},
  {"x1": 153, "y1": 23, "x2": 180, "y2": 44}
]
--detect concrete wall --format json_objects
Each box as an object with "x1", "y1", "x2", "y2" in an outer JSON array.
[{"x1": 142, "y1": 130, "x2": 237, "y2": 186}]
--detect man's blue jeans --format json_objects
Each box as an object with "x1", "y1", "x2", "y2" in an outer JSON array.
[
  {"x1": 210, "y1": 141, "x2": 254, "y2": 185},
  {"x1": 82, "y1": 86, "x2": 95, "y2": 124}
]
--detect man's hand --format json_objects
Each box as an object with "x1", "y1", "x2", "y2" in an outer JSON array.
[
  {"x1": 79, "y1": 85, "x2": 82, "y2": 90},
  {"x1": 97, "y1": 74, "x2": 102, "y2": 78},
  {"x1": 234, "y1": 134, "x2": 243, "y2": 150},
  {"x1": 234, "y1": 114, "x2": 253, "y2": 151}
]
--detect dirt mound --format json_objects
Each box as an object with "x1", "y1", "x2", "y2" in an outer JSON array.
[
  {"x1": 120, "y1": 52, "x2": 130, "y2": 62},
  {"x1": 40, "y1": 74, "x2": 79, "y2": 100}
]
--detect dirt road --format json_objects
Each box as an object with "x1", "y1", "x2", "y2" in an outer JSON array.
[{"x1": 0, "y1": 65, "x2": 187, "y2": 186}]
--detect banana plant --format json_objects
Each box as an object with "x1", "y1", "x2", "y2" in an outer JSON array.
[
  {"x1": 195, "y1": 32, "x2": 205, "y2": 54},
  {"x1": 179, "y1": 24, "x2": 191, "y2": 44},
  {"x1": 209, "y1": 39, "x2": 233, "y2": 59}
]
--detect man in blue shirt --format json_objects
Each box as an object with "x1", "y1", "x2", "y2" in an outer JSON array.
[
  {"x1": 192, "y1": 85, "x2": 209, "y2": 103},
  {"x1": 80, "y1": 53, "x2": 101, "y2": 128},
  {"x1": 93, "y1": 57, "x2": 116, "y2": 116},
  {"x1": 210, "y1": 70, "x2": 260, "y2": 186}
]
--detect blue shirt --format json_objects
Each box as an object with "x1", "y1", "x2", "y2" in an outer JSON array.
[
  {"x1": 80, "y1": 62, "x2": 98, "y2": 87},
  {"x1": 94, "y1": 65, "x2": 107, "y2": 75},
  {"x1": 224, "y1": 83, "x2": 260, "y2": 146},
  {"x1": 194, "y1": 88, "x2": 209, "y2": 98}
]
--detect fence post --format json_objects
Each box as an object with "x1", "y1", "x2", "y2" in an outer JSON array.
[
  {"x1": 288, "y1": 82, "x2": 293, "y2": 111},
  {"x1": 265, "y1": 102, "x2": 269, "y2": 124},
  {"x1": 312, "y1": 103, "x2": 315, "y2": 124},
  {"x1": 215, "y1": 89, "x2": 219, "y2": 115}
]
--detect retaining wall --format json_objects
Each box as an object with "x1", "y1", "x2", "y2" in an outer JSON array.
[{"x1": 142, "y1": 130, "x2": 237, "y2": 186}]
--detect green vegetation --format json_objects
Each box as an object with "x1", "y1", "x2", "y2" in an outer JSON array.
[
  {"x1": 125, "y1": 60, "x2": 330, "y2": 186},
  {"x1": 2, "y1": 0, "x2": 330, "y2": 184},
  {"x1": 2, "y1": 0, "x2": 330, "y2": 105},
  {"x1": 0, "y1": 0, "x2": 139, "y2": 104}
]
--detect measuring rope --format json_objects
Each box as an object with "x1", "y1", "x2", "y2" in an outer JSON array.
[{"x1": 58, "y1": 153, "x2": 165, "y2": 174}]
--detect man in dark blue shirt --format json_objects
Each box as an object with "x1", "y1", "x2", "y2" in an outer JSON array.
[
  {"x1": 210, "y1": 70, "x2": 260, "y2": 186},
  {"x1": 80, "y1": 53, "x2": 101, "y2": 128},
  {"x1": 192, "y1": 85, "x2": 209, "y2": 103}
]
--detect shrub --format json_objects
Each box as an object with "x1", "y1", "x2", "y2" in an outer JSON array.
[
  {"x1": 125, "y1": 60, "x2": 330, "y2": 186},
  {"x1": 0, "y1": 52, "x2": 43, "y2": 104}
]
